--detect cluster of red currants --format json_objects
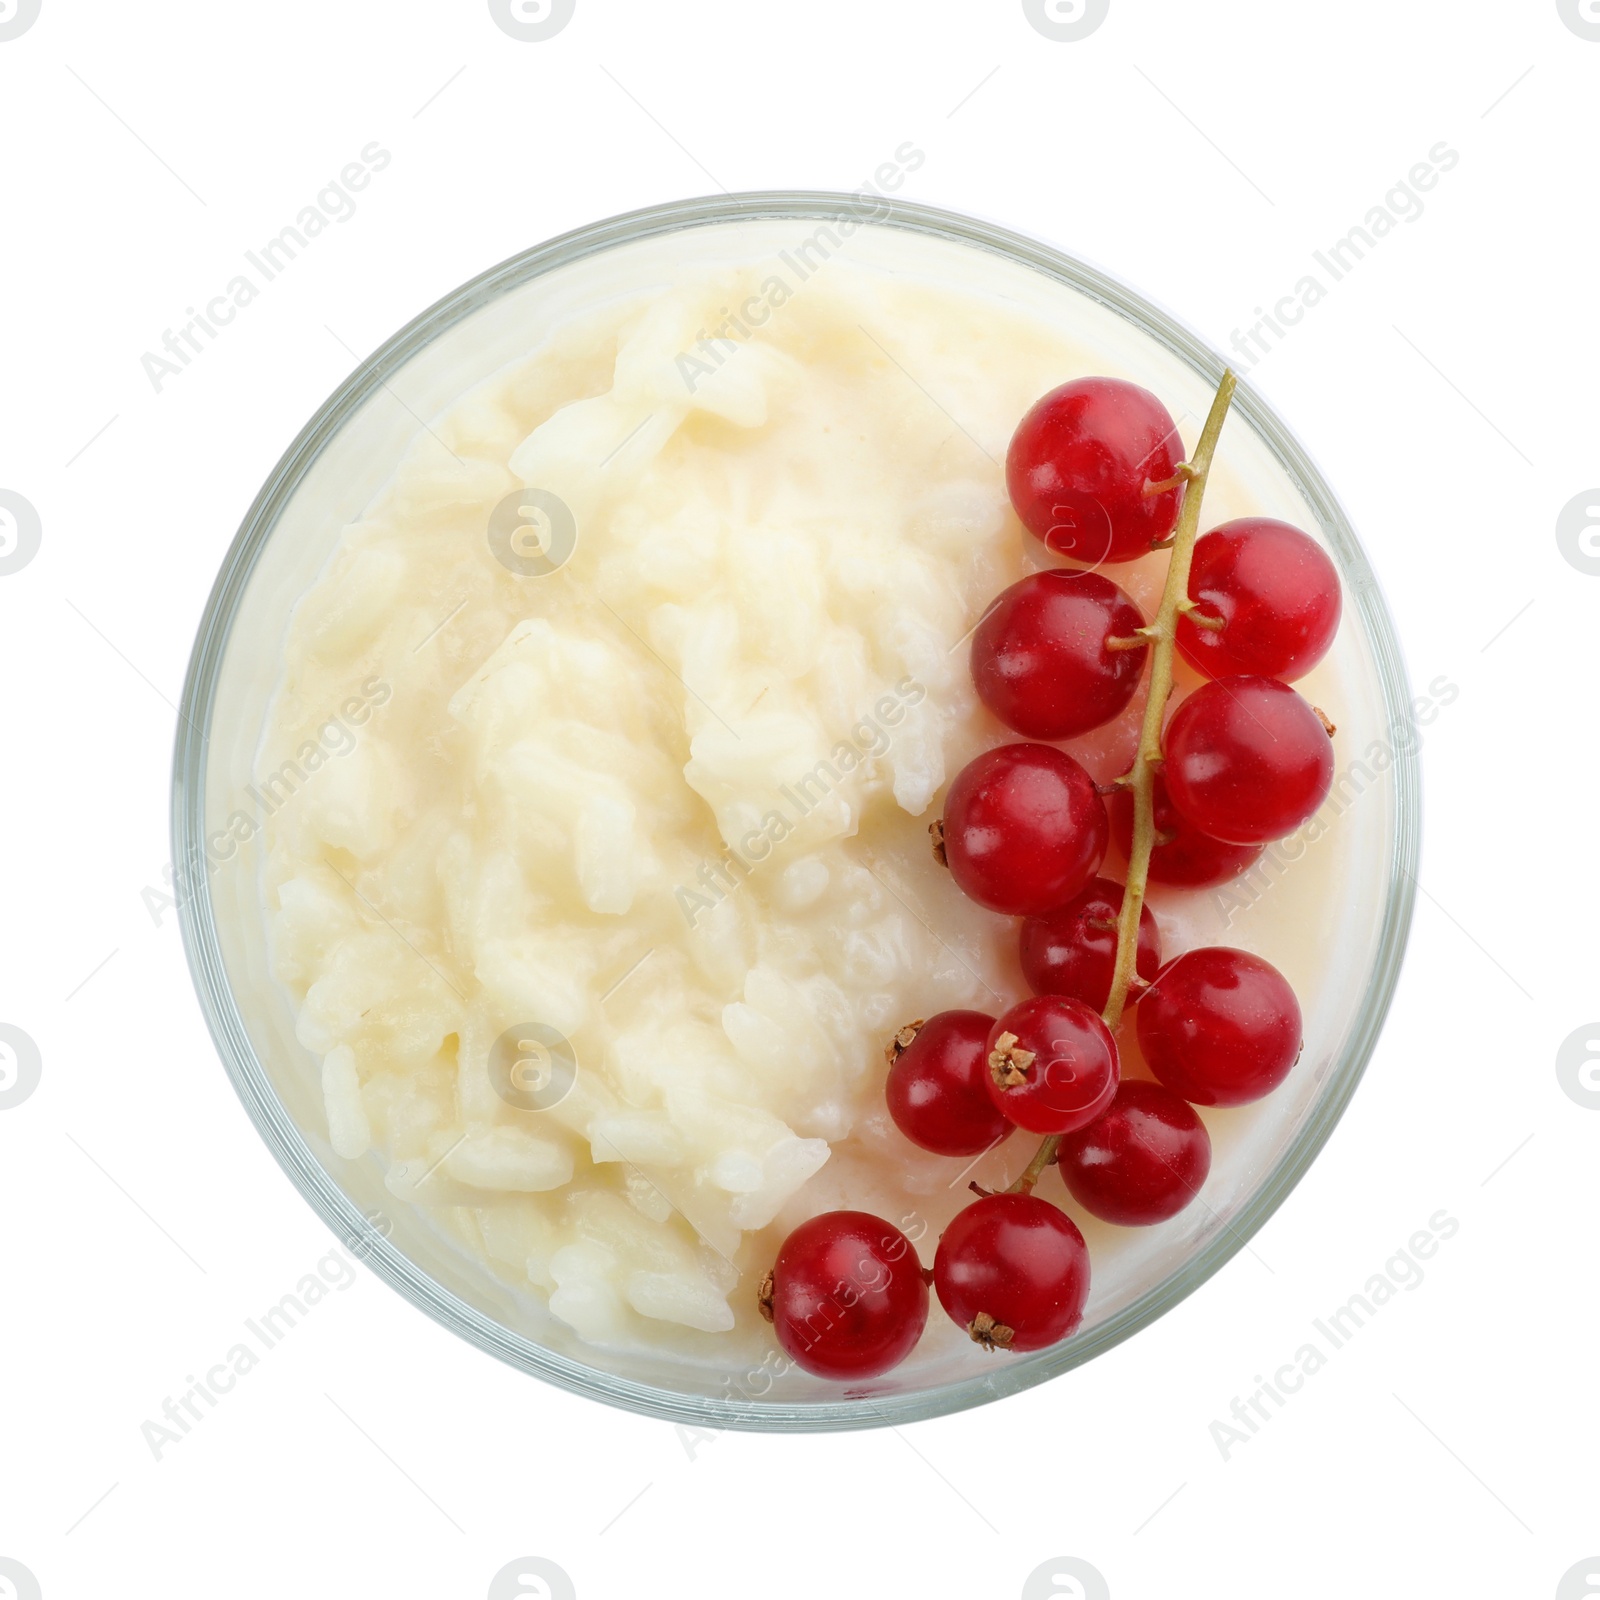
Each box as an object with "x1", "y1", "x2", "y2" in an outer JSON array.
[{"x1": 758, "y1": 375, "x2": 1342, "y2": 1386}]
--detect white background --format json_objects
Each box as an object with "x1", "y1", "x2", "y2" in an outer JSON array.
[{"x1": 2, "y1": 1, "x2": 1596, "y2": 1596}]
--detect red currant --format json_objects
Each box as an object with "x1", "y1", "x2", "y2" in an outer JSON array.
[
  {"x1": 1178, "y1": 518, "x2": 1342, "y2": 683},
  {"x1": 1138, "y1": 947, "x2": 1302, "y2": 1106},
  {"x1": 1108, "y1": 771, "x2": 1264, "y2": 890},
  {"x1": 1019, "y1": 877, "x2": 1160, "y2": 1012},
  {"x1": 884, "y1": 1011, "x2": 1013, "y2": 1157},
  {"x1": 1055, "y1": 1080, "x2": 1212, "y2": 1225},
  {"x1": 1006, "y1": 377, "x2": 1186, "y2": 565},
  {"x1": 1162, "y1": 676, "x2": 1334, "y2": 845},
  {"x1": 970, "y1": 570, "x2": 1149, "y2": 740},
  {"x1": 759, "y1": 1211, "x2": 929, "y2": 1381},
  {"x1": 984, "y1": 996, "x2": 1119, "y2": 1136},
  {"x1": 933, "y1": 1193, "x2": 1090, "y2": 1352},
  {"x1": 938, "y1": 744, "x2": 1108, "y2": 917}
]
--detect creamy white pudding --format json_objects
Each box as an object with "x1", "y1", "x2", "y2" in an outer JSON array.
[{"x1": 252, "y1": 217, "x2": 1376, "y2": 1371}]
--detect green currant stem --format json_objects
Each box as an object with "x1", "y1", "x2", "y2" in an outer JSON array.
[
  {"x1": 1143, "y1": 463, "x2": 1200, "y2": 497},
  {"x1": 1179, "y1": 599, "x2": 1227, "y2": 632},
  {"x1": 1009, "y1": 1135, "x2": 1062, "y2": 1194},
  {"x1": 1006, "y1": 368, "x2": 1239, "y2": 1197},
  {"x1": 1105, "y1": 627, "x2": 1160, "y2": 652}
]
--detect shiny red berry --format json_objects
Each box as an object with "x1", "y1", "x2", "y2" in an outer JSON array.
[
  {"x1": 1163, "y1": 676, "x2": 1334, "y2": 845},
  {"x1": 1019, "y1": 877, "x2": 1161, "y2": 1012},
  {"x1": 1055, "y1": 1080, "x2": 1212, "y2": 1225},
  {"x1": 1006, "y1": 377, "x2": 1186, "y2": 565},
  {"x1": 938, "y1": 744, "x2": 1108, "y2": 917},
  {"x1": 970, "y1": 569, "x2": 1149, "y2": 740},
  {"x1": 759, "y1": 1211, "x2": 929, "y2": 1381},
  {"x1": 1108, "y1": 772, "x2": 1264, "y2": 890},
  {"x1": 933, "y1": 1193, "x2": 1091, "y2": 1352},
  {"x1": 1138, "y1": 947, "x2": 1302, "y2": 1106},
  {"x1": 1178, "y1": 518, "x2": 1342, "y2": 682},
  {"x1": 984, "y1": 996, "x2": 1119, "y2": 1136},
  {"x1": 884, "y1": 1011, "x2": 1013, "y2": 1157}
]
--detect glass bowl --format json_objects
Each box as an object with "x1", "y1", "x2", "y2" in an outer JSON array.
[{"x1": 173, "y1": 192, "x2": 1419, "y2": 1431}]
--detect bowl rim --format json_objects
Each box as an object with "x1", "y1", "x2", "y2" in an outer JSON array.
[{"x1": 172, "y1": 189, "x2": 1420, "y2": 1432}]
